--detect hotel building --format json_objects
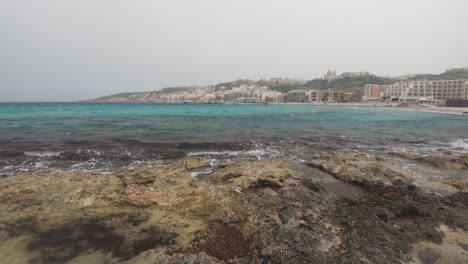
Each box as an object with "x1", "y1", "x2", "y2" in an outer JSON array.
[
  {"x1": 287, "y1": 90, "x2": 307, "y2": 103},
  {"x1": 363, "y1": 79, "x2": 468, "y2": 103}
]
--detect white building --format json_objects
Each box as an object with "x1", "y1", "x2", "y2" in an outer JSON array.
[{"x1": 369, "y1": 79, "x2": 468, "y2": 102}]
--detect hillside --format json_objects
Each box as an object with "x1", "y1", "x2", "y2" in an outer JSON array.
[
  {"x1": 214, "y1": 79, "x2": 257, "y2": 90},
  {"x1": 409, "y1": 68, "x2": 468, "y2": 81},
  {"x1": 85, "y1": 92, "x2": 144, "y2": 102},
  {"x1": 84, "y1": 68, "x2": 467, "y2": 102},
  {"x1": 84, "y1": 86, "x2": 200, "y2": 102},
  {"x1": 305, "y1": 75, "x2": 392, "y2": 89},
  {"x1": 214, "y1": 78, "x2": 307, "y2": 92},
  {"x1": 262, "y1": 75, "x2": 393, "y2": 94}
]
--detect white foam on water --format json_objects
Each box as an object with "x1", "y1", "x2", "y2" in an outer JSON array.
[
  {"x1": 24, "y1": 151, "x2": 61, "y2": 157},
  {"x1": 188, "y1": 147, "x2": 281, "y2": 160},
  {"x1": 76, "y1": 149, "x2": 103, "y2": 155},
  {"x1": 451, "y1": 139, "x2": 468, "y2": 150},
  {"x1": 387, "y1": 145, "x2": 442, "y2": 155},
  {"x1": 209, "y1": 159, "x2": 217, "y2": 167},
  {"x1": 34, "y1": 161, "x2": 51, "y2": 168}
]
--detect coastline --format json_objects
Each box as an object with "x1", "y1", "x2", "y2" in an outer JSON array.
[
  {"x1": 1, "y1": 103, "x2": 468, "y2": 263},
  {"x1": 1, "y1": 151, "x2": 467, "y2": 263},
  {"x1": 273, "y1": 102, "x2": 468, "y2": 116},
  {"x1": 8, "y1": 101, "x2": 467, "y2": 116}
]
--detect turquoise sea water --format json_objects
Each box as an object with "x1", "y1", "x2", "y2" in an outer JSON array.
[
  {"x1": 1, "y1": 103, "x2": 467, "y2": 140},
  {"x1": 0, "y1": 103, "x2": 467, "y2": 174}
]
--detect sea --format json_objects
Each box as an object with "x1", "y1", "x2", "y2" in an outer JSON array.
[{"x1": 1, "y1": 103, "x2": 467, "y2": 176}]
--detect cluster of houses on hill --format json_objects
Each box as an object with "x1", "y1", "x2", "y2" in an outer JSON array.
[
  {"x1": 156, "y1": 84, "x2": 353, "y2": 104},
  {"x1": 223, "y1": 86, "x2": 353, "y2": 104}
]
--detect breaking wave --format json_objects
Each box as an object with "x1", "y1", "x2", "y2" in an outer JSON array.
[
  {"x1": 188, "y1": 147, "x2": 281, "y2": 160},
  {"x1": 24, "y1": 151, "x2": 61, "y2": 157},
  {"x1": 451, "y1": 139, "x2": 468, "y2": 150}
]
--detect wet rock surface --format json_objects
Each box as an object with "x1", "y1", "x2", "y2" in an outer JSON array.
[
  {"x1": 1, "y1": 153, "x2": 468, "y2": 263},
  {"x1": 390, "y1": 152, "x2": 468, "y2": 171}
]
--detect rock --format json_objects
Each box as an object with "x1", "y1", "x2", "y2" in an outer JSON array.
[
  {"x1": 417, "y1": 248, "x2": 441, "y2": 264},
  {"x1": 254, "y1": 178, "x2": 282, "y2": 188},
  {"x1": 443, "y1": 179, "x2": 468, "y2": 192},
  {"x1": 308, "y1": 152, "x2": 410, "y2": 188},
  {"x1": 120, "y1": 169, "x2": 156, "y2": 185},
  {"x1": 210, "y1": 160, "x2": 295, "y2": 190},
  {"x1": 195, "y1": 223, "x2": 251, "y2": 261},
  {"x1": 121, "y1": 187, "x2": 161, "y2": 207},
  {"x1": 1, "y1": 158, "x2": 468, "y2": 264},
  {"x1": 81, "y1": 196, "x2": 94, "y2": 208},
  {"x1": 411, "y1": 225, "x2": 468, "y2": 264},
  {"x1": 183, "y1": 157, "x2": 211, "y2": 170},
  {"x1": 391, "y1": 152, "x2": 468, "y2": 170},
  {"x1": 211, "y1": 172, "x2": 241, "y2": 182},
  {"x1": 149, "y1": 251, "x2": 221, "y2": 264}
]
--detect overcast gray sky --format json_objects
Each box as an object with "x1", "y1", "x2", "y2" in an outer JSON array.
[{"x1": 1, "y1": 0, "x2": 467, "y2": 102}]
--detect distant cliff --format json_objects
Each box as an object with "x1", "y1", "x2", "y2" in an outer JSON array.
[{"x1": 83, "y1": 87, "x2": 202, "y2": 103}]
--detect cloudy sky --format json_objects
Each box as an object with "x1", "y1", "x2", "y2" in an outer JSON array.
[{"x1": 1, "y1": 0, "x2": 467, "y2": 101}]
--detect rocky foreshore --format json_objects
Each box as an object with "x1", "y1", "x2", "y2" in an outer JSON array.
[{"x1": 1, "y1": 152, "x2": 468, "y2": 264}]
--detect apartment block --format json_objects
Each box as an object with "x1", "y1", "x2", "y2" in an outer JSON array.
[
  {"x1": 286, "y1": 90, "x2": 307, "y2": 103},
  {"x1": 223, "y1": 91, "x2": 241, "y2": 102},
  {"x1": 364, "y1": 79, "x2": 468, "y2": 102},
  {"x1": 363, "y1": 84, "x2": 382, "y2": 101}
]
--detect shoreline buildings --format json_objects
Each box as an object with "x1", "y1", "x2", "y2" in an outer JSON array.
[
  {"x1": 154, "y1": 84, "x2": 348, "y2": 104},
  {"x1": 363, "y1": 80, "x2": 468, "y2": 103},
  {"x1": 281, "y1": 89, "x2": 344, "y2": 103},
  {"x1": 324, "y1": 70, "x2": 370, "y2": 80}
]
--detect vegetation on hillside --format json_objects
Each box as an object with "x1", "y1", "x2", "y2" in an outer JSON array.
[
  {"x1": 86, "y1": 69, "x2": 467, "y2": 102},
  {"x1": 85, "y1": 92, "x2": 143, "y2": 102},
  {"x1": 409, "y1": 69, "x2": 468, "y2": 81},
  {"x1": 302, "y1": 75, "x2": 392, "y2": 90},
  {"x1": 215, "y1": 79, "x2": 257, "y2": 90},
  {"x1": 215, "y1": 74, "x2": 394, "y2": 94}
]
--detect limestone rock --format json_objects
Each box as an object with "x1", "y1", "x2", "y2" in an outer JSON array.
[
  {"x1": 210, "y1": 160, "x2": 297, "y2": 190},
  {"x1": 1, "y1": 158, "x2": 468, "y2": 264},
  {"x1": 183, "y1": 157, "x2": 211, "y2": 170},
  {"x1": 308, "y1": 152, "x2": 410, "y2": 188},
  {"x1": 391, "y1": 152, "x2": 468, "y2": 170}
]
